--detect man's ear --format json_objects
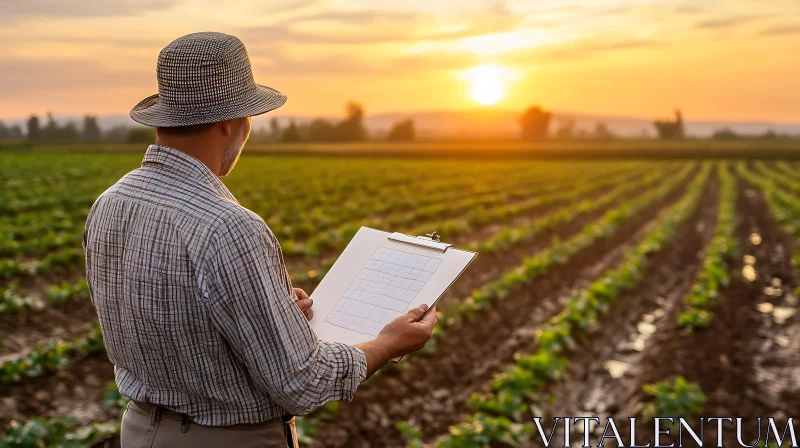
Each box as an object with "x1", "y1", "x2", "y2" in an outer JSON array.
[{"x1": 218, "y1": 119, "x2": 235, "y2": 138}]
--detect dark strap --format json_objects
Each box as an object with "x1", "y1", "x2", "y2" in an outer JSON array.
[{"x1": 283, "y1": 415, "x2": 297, "y2": 448}]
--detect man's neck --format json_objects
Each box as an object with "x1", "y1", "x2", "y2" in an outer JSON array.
[{"x1": 154, "y1": 137, "x2": 221, "y2": 176}]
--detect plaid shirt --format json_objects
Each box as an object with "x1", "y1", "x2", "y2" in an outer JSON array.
[{"x1": 83, "y1": 144, "x2": 367, "y2": 426}]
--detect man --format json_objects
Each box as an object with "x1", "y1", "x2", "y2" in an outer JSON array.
[{"x1": 83, "y1": 32, "x2": 437, "y2": 448}]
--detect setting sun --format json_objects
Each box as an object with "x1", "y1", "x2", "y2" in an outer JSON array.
[{"x1": 466, "y1": 64, "x2": 505, "y2": 106}]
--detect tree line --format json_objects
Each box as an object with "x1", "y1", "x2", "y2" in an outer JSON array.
[
  {"x1": 519, "y1": 106, "x2": 797, "y2": 141},
  {"x1": 250, "y1": 102, "x2": 414, "y2": 143},
  {"x1": 2, "y1": 106, "x2": 795, "y2": 143}
]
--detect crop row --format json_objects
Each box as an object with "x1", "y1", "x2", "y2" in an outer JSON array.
[
  {"x1": 737, "y1": 162, "x2": 800, "y2": 263},
  {"x1": 267, "y1": 162, "x2": 619, "y2": 243},
  {"x1": 429, "y1": 163, "x2": 695, "y2": 338},
  {"x1": 464, "y1": 163, "x2": 689, "y2": 254},
  {"x1": 0, "y1": 167, "x2": 533, "y2": 263},
  {"x1": 677, "y1": 163, "x2": 737, "y2": 331},
  {"x1": 0, "y1": 323, "x2": 103, "y2": 385},
  {"x1": 0, "y1": 171, "x2": 646, "y2": 286},
  {"x1": 290, "y1": 165, "x2": 679, "y2": 287},
  {"x1": 0, "y1": 381, "x2": 126, "y2": 448},
  {"x1": 0, "y1": 160, "x2": 640, "y2": 265},
  {"x1": 286, "y1": 164, "x2": 650, "y2": 258},
  {"x1": 411, "y1": 164, "x2": 710, "y2": 447},
  {"x1": 0, "y1": 247, "x2": 83, "y2": 280},
  {"x1": 0, "y1": 279, "x2": 89, "y2": 314}
]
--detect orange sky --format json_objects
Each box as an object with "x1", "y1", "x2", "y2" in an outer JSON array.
[{"x1": 1, "y1": 0, "x2": 799, "y2": 122}]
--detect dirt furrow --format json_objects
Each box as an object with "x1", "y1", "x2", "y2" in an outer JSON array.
[
  {"x1": 608, "y1": 179, "x2": 800, "y2": 447},
  {"x1": 0, "y1": 300, "x2": 96, "y2": 357},
  {"x1": 532, "y1": 174, "x2": 719, "y2": 445},
  {"x1": 0, "y1": 355, "x2": 117, "y2": 428}
]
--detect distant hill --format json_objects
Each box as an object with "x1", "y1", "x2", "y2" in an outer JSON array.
[{"x1": 3, "y1": 110, "x2": 799, "y2": 139}]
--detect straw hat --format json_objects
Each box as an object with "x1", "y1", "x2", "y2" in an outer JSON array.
[{"x1": 130, "y1": 32, "x2": 286, "y2": 127}]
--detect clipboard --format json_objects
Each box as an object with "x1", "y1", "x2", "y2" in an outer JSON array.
[{"x1": 309, "y1": 227, "x2": 477, "y2": 363}]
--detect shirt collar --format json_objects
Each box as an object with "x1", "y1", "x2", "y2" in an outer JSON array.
[{"x1": 141, "y1": 144, "x2": 238, "y2": 203}]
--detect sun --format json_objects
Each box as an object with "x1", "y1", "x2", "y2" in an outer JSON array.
[{"x1": 468, "y1": 64, "x2": 505, "y2": 106}]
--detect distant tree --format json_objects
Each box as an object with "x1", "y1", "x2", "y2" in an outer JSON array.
[
  {"x1": 41, "y1": 113, "x2": 59, "y2": 139},
  {"x1": 249, "y1": 126, "x2": 271, "y2": 142},
  {"x1": 26, "y1": 115, "x2": 40, "y2": 140},
  {"x1": 386, "y1": 118, "x2": 415, "y2": 141},
  {"x1": 307, "y1": 118, "x2": 336, "y2": 142},
  {"x1": 519, "y1": 106, "x2": 552, "y2": 140},
  {"x1": 711, "y1": 128, "x2": 738, "y2": 140},
  {"x1": 270, "y1": 118, "x2": 281, "y2": 140},
  {"x1": 593, "y1": 122, "x2": 615, "y2": 140},
  {"x1": 281, "y1": 120, "x2": 301, "y2": 142},
  {"x1": 60, "y1": 121, "x2": 81, "y2": 141},
  {"x1": 0, "y1": 120, "x2": 7, "y2": 138},
  {"x1": 126, "y1": 126, "x2": 156, "y2": 143},
  {"x1": 653, "y1": 109, "x2": 685, "y2": 140},
  {"x1": 553, "y1": 118, "x2": 576, "y2": 140},
  {"x1": 82, "y1": 115, "x2": 102, "y2": 142},
  {"x1": 333, "y1": 102, "x2": 367, "y2": 142},
  {"x1": 104, "y1": 124, "x2": 130, "y2": 141},
  {"x1": 8, "y1": 125, "x2": 23, "y2": 138}
]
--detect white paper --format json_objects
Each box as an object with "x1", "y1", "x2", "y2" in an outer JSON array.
[{"x1": 309, "y1": 227, "x2": 476, "y2": 347}]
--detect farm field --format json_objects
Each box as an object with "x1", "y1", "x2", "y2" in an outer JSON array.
[{"x1": 0, "y1": 150, "x2": 799, "y2": 447}]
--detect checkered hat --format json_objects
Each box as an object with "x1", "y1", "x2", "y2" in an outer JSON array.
[{"x1": 130, "y1": 32, "x2": 286, "y2": 127}]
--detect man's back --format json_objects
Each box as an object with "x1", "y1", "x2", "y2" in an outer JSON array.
[{"x1": 84, "y1": 145, "x2": 364, "y2": 426}]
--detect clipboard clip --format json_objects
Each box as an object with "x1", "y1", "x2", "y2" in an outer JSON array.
[
  {"x1": 388, "y1": 231, "x2": 451, "y2": 252},
  {"x1": 424, "y1": 232, "x2": 441, "y2": 242}
]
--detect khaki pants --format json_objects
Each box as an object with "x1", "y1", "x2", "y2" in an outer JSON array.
[{"x1": 121, "y1": 401, "x2": 298, "y2": 448}]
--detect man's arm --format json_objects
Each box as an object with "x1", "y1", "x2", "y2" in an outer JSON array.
[
  {"x1": 204, "y1": 212, "x2": 436, "y2": 415},
  {"x1": 205, "y1": 214, "x2": 366, "y2": 415}
]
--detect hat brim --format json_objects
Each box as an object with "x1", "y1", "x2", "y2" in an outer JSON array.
[{"x1": 129, "y1": 84, "x2": 287, "y2": 127}]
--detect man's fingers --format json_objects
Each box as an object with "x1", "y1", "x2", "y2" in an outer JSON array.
[
  {"x1": 293, "y1": 288, "x2": 310, "y2": 301},
  {"x1": 404, "y1": 303, "x2": 428, "y2": 323},
  {"x1": 418, "y1": 306, "x2": 437, "y2": 328},
  {"x1": 296, "y1": 298, "x2": 313, "y2": 312},
  {"x1": 304, "y1": 309, "x2": 314, "y2": 321}
]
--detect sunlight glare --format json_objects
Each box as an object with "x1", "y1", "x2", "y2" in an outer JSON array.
[{"x1": 467, "y1": 64, "x2": 505, "y2": 106}]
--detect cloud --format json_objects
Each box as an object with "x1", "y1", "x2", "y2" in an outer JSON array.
[
  {"x1": 544, "y1": 38, "x2": 663, "y2": 58},
  {"x1": 240, "y1": 3, "x2": 524, "y2": 47},
  {"x1": 759, "y1": 24, "x2": 800, "y2": 36},
  {"x1": 252, "y1": 50, "x2": 373, "y2": 77},
  {"x1": 0, "y1": 58, "x2": 150, "y2": 97},
  {"x1": 260, "y1": 0, "x2": 319, "y2": 15},
  {"x1": 674, "y1": 4, "x2": 705, "y2": 14},
  {"x1": 0, "y1": 0, "x2": 177, "y2": 20},
  {"x1": 24, "y1": 35, "x2": 163, "y2": 50},
  {"x1": 696, "y1": 14, "x2": 773, "y2": 29},
  {"x1": 495, "y1": 37, "x2": 665, "y2": 67},
  {"x1": 292, "y1": 10, "x2": 418, "y2": 25}
]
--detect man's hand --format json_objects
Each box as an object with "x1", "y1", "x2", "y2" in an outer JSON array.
[
  {"x1": 293, "y1": 288, "x2": 313, "y2": 321},
  {"x1": 376, "y1": 304, "x2": 437, "y2": 359},
  {"x1": 355, "y1": 304, "x2": 438, "y2": 377}
]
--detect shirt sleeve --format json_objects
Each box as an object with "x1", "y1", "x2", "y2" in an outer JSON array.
[{"x1": 203, "y1": 211, "x2": 367, "y2": 416}]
